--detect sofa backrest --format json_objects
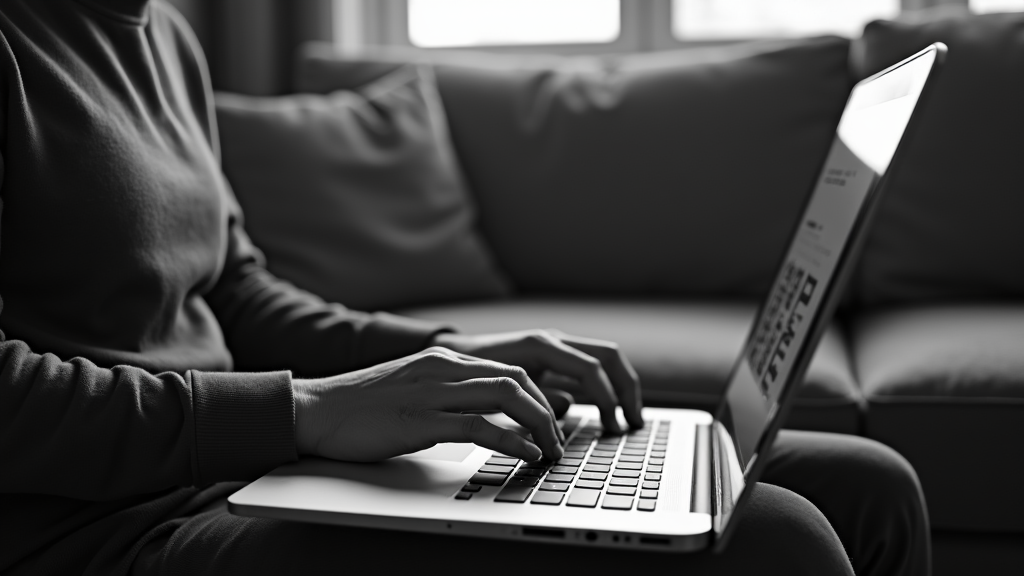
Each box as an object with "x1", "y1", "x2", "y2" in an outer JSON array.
[
  {"x1": 297, "y1": 38, "x2": 853, "y2": 300},
  {"x1": 850, "y1": 11, "x2": 1024, "y2": 306}
]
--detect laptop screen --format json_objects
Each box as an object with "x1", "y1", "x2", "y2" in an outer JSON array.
[{"x1": 711, "y1": 45, "x2": 941, "y2": 540}]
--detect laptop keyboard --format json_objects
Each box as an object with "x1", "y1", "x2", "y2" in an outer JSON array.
[{"x1": 456, "y1": 418, "x2": 668, "y2": 512}]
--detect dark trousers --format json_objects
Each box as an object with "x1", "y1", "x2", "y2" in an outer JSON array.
[{"x1": 132, "y1": 431, "x2": 930, "y2": 576}]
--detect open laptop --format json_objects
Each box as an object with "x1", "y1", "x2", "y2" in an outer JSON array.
[{"x1": 228, "y1": 43, "x2": 946, "y2": 553}]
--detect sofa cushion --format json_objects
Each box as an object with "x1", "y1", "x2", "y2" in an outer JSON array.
[
  {"x1": 850, "y1": 12, "x2": 1024, "y2": 305},
  {"x1": 402, "y1": 299, "x2": 863, "y2": 434},
  {"x1": 215, "y1": 66, "x2": 510, "y2": 312},
  {"x1": 853, "y1": 306, "x2": 1024, "y2": 532},
  {"x1": 298, "y1": 38, "x2": 853, "y2": 299}
]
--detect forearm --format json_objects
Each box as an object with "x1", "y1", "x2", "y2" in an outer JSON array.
[
  {"x1": 0, "y1": 339, "x2": 296, "y2": 500},
  {"x1": 205, "y1": 221, "x2": 450, "y2": 376}
]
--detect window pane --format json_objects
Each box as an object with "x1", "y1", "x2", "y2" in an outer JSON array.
[
  {"x1": 971, "y1": 0, "x2": 1024, "y2": 12},
  {"x1": 673, "y1": 0, "x2": 899, "y2": 39},
  {"x1": 408, "y1": 0, "x2": 620, "y2": 48}
]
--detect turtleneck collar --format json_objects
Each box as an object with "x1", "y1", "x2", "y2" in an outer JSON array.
[{"x1": 75, "y1": 0, "x2": 151, "y2": 24}]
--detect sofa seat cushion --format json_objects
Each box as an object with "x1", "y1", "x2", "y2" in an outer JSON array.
[
  {"x1": 401, "y1": 299, "x2": 862, "y2": 434},
  {"x1": 853, "y1": 306, "x2": 1024, "y2": 532}
]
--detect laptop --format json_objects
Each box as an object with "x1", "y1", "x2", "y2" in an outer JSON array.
[{"x1": 228, "y1": 43, "x2": 946, "y2": 553}]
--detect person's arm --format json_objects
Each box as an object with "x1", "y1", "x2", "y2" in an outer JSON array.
[
  {"x1": 0, "y1": 337, "x2": 296, "y2": 500},
  {"x1": 203, "y1": 206, "x2": 450, "y2": 377}
]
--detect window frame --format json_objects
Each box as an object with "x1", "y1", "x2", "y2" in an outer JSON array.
[{"x1": 334, "y1": 0, "x2": 970, "y2": 55}]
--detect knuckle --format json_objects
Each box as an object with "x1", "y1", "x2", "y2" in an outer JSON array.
[{"x1": 494, "y1": 377, "x2": 523, "y2": 398}]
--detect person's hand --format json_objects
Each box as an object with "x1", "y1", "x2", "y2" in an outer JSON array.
[
  {"x1": 431, "y1": 330, "x2": 643, "y2": 433},
  {"x1": 293, "y1": 347, "x2": 565, "y2": 462}
]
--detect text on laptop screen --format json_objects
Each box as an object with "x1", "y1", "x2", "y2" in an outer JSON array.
[{"x1": 716, "y1": 48, "x2": 937, "y2": 474}]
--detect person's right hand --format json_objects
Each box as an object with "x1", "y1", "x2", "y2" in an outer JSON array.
[{"x1": 292, "y1": 347, "x2": 566, "y2": 463}]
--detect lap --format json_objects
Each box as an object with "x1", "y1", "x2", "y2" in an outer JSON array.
[
  {"x1": 133, "y1": 430, "x2": 927, "y2": 576},
  {"x1": 132, "y1": 482, "x2": 851, "y2": 576}
]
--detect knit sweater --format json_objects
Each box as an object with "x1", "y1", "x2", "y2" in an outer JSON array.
[{"x1": 0, "y1": 1, "x2": 446, "y2": 572}]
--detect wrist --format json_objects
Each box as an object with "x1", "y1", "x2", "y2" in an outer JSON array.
[{"x1": 292, "y1": 378, "x2": 319, "y2": 456}]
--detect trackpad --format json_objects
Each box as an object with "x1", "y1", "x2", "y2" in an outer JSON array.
[{"x1": 404, "y1": 443, "x2": 477, "y2": 463}]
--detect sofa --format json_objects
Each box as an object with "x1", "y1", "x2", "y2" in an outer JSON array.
[{"x1": 214, "y1": 9, "x2": 1024, "y2": 575}]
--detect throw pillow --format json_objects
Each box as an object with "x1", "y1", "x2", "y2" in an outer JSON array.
[{"x1": 215, "y1": 66, "x2": 510, "y2": 311}]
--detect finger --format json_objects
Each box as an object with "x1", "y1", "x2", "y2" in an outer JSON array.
[
  {"x1": 554, "y1": 334, "x2": 644, "y2": 429},
  {"x1": 521, "y1": 334, "x2": 623, "y2": 434},
  {"x1": 433, "y1": 378, "x2": 563, "y2": 460},
  {"x1": 428, "y1": 412, "x2": 543, "y2": 462},
  {"x1": 414, "y1": 350, "x2": 564, "y2": 443}
]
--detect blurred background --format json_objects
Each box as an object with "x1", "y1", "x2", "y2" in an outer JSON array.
[{"x1": 166, "y1": 0, "x2": 1023, "y2": 96}]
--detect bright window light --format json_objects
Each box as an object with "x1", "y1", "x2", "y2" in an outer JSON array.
[
  {"x1": 970, "y1": 0, "x2": 1024, "y2": 12},
  {"x1": 408, "y1": 0, "x2": 621, "y2": 48},
  {"x1": 673, "y1": 0, "x2": 899, "y2": 39}
]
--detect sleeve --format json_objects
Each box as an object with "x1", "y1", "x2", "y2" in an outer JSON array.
[
  {"x1": 204, "y1": 209, "x2": 452, "y2": 377},
  {"x1": 0, "y1": 336, "x2": 297, "y2": 501}
]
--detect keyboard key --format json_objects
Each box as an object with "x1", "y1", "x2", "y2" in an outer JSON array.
[
  {"x1": 610, "y1": 478, "x2": 638, "y2": 487},
  {"x1": 583, "y1": 463, "x2": 610, "y2": 473},
  {"x1": 624, "y1": 443, "x2": 649, "y2": 450},
  {"x1": 531, "y1": 491, "x2": 564, "y2": 505},
  {"x1": 612, "y1": 470, "x2": 641, "y2": 478},
  {"x1": 495, "y1": 486, "x2": 534, "y2": 503},
  {"x1": 607, "y1": 486, "x2": 636, "y2": 496},
  {"x1": 551, "y1": 466, "x2": 579, "y2": 475},
  {"x1": 540, "y1": 482, "x2": 570, "y2": 492},
  {"x1": 638, "y1": 500, "x2": 656, "y2": 512},
  {"x1": 620, "y1": 449, "x2": 647, "y2": 456},
  {"x1": 562, "y1": 451, "x2": 587, "y2": 459},
  {"x1": 645, "y1": 473, "x2": 662, "y2": 481},
  {"x1": 546, "y1": 473, "x2": 575, "y2": 483},
  {"x1": 643, "y1": 481, "x2": 660, "y2": 490},
  {"x1": 580, "y1": 472, "x2": 608, "y2": 481},
  {"x1": 640, "y1": 490, "x2": 659, "y2": 499},
  {"x1": 576, "y1": 479, "x2": 604, "y2": 490},
  {"x1": 567, "y1": 488, "x2": 601, "y2": 508},
  {"x1": 618, "y1": 455, "x2": 645, "y2": 463},
  {"x1": 455, "y1": 491, "x2": 473, "y2": 500},
  {"x1": 649, "y1": 458, "x2": 665, "y2": 465},
  {"x1": 558, "y1": 458, "x2": 583, "y2": 466},
  {"x1": 479, "y1": 465, "x2": 514, "y2": 475},
  {"x1": 521, "y1": 460, "x2": 552, "y2": 469},
  {"x1": 469, "y1": 472, "x2": 508, "y2": 486},
  {"x1": 508, "y1": 476, "x2": 539, "y2": 487},
  {"x1": 590, "y1": 450, "x2": 617, "y2": 458},
  {"x1": 515, "y1": 468, "x2": 546, "y2": 477},
  {"x1": 461, "y1": 483, "x2": 482, "y2": 492},
  {"x1": 601, "y1": 495, "x2": 633, "y2": 510},
  {"x1": 651, "y1": 451, "x2": 667, "y2": 458},
  {"x1": 647, "y1": 465, "x2": 664, "y2": 473},
  {"x1": 615, "y1": 462, "x2": 643, "y2": 470},
  {"x1": 486, "y1": 457, "x2": 519, "y2": 467},
  {"x1": 587, "y1": 457, "x2": 613, "y2": 465}
]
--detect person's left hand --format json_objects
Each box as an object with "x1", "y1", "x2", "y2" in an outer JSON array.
[{"x1": 431, "y1": 330, "x2": 643, "y2": 433}]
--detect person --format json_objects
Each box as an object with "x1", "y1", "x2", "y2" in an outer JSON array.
[{"x1": 0, "y1": 1, "x2": 930, "y2": 575}]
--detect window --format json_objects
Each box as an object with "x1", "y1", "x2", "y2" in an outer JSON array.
[
  {"x1": 970, "y1": 0, "x2": 1024, "y2": 12},
  {"x1": 407, "y1": 0, "x2": 621, "y2": 48},
  {"x1": 672, "y1": 0, "x2": 900, "y2": 39},
  {"x1": 335, "y1": 0, "x2": 1010, "y2": 56}
]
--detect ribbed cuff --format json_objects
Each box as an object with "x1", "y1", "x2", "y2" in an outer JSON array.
[
  {"x1": 190, "y1": 370, "x2": 297, "y2": 485},
  {"x1": 357, "y1": 312, "x2": 454, "y2": 368}
]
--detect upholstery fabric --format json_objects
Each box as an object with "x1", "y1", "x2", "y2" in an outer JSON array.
[
  {"x1": 215, "y1": 66, "x2": 510, "y2": 312},
  {"x1": 297, "y1": 38, "x2": 853, "y2": 299},
  {"x1": 853, "y1": 306, "x2": 1024, "y2": 532},
  {"x1": 402, "y1": 299, "x2": 863, "y2": 434},
  {"x1": 851, "y1": 12, "x2": 1024, "y2": 305}
]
